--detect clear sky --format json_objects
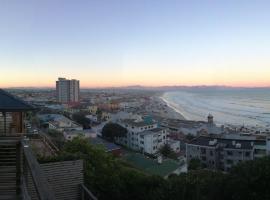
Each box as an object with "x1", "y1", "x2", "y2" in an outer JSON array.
[{"x1": 0, "y1": 0, "x2": 270, "y2": 88}]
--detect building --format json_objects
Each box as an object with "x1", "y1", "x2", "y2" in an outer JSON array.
[
  {"x1": 139, "y1": 128, "x2": 167, "y2": 155},
  {"x1": 116, "y1": 118, "x2": 168, "y2": 155},
  {"x1": 0, "y1": 89, "x2": 34, "y2": 135},
  {"x1": 63, "y1": 129, "x2": 95, "y2": 141},
  {"x1": 167, "y1": 139, "x2": 181, "y2": 153},
  {"x1": 186, "y1": 135, "x2": 270, "y2": 171},
  {"x1": 56, "y1": 77, "x2": 80, "y2": 103},
  {"x1": 38, "y1": 114, "x2": 83, "y2": 132}
]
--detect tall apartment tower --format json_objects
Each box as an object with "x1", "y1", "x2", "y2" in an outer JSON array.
[{"x1": 56, "y1": 78, "x2": 80, "y2": 103}]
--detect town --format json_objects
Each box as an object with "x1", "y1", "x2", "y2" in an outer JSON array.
[{"x1": 5, "y1": 77, "x2": 270, "y2": 176}]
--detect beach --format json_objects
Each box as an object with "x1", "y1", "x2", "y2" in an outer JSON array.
[
  {"x1": 150, "y1": 93, "x2": 186, "y2": 120},
  {"x1": 161, "y1": 89, "x2": 270, "y2": 127}
]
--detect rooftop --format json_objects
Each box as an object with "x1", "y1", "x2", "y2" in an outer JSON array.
[
  {"x1": 188, "y1": 136, "x2": 264, "y2": 150},
  {"x1": 121, "y1": 119, "x2": 156, "y2": 127},
  {"x1": 0, "y1": 89, "x2": 34, "y2": 111},
  {"x1": 89, "y1": 137, "x2": 121, "y2": 152},
  {"x1": 124, "y1": 153, "x2": 179, "y2": 177}
]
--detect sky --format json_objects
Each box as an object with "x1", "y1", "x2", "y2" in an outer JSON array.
[{"x1": 0, "y1": 0, "x2": 270, "y2": 88}]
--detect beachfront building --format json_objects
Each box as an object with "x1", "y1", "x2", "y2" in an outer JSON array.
[
  {"x1": 186, "y1": 135, "x2": 270, "y2": 171},
  {"x1": 160, "y1": 115, "x2": 224, "y2": 136},
  {"x1": 116, "y1": 118, "x2": 168, "y2": 155}
]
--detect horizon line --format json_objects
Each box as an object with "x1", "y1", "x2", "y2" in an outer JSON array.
[{"x1": 2, "y1": 84, "x2": 270, "y2": 90}]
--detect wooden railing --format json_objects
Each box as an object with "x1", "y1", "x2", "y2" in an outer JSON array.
[
  {"x1": 0, "y1": 136, "x2": 97, "y2": 200},
  {"x1": 80, "y1": 184, "x2": 98, "y2": 200},
  {"x1": 21, "y1": 138, "x2": 56, "y2": 200}
]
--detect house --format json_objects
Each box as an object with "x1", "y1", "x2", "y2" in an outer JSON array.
[
  {"x1": 87, "y1": 105, "x2": 98, "y2": 114},
  {"x1": 63, "y1": 130, "x2": 96, "y2": 141},
  {"x1": 167, "y1": 139, "x2": 181, "y2": 153},
  {"x1": 186, "y1": 135, "x2": 270, "y2": 171},
  {"x1": 38, "y1": 114, "x2": 83, "y2": 131}
]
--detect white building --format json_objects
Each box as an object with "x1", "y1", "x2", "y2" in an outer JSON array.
[
  {"x1": 116, "y1": 118, "x2": 167, "y2": 155},
  {"x1": 167, "y1": 139, "x2": 181, "y2": 153},
  {"x1": 139, "y1": 128, "x2": 168, "y2": 155},
  {"x1": 56, "y1": 77, "x2": 80, "y2": 103}
]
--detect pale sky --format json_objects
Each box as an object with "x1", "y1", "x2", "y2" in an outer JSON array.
[{"x1": 0, "y1": 0, "x2": 270, "y2": 88}]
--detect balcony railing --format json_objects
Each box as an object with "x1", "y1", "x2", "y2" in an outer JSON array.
[{"x1": 0, "y1": 136, "x2": 98, "y2": 200}]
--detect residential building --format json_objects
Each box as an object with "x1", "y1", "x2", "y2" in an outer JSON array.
[
  {"x1": 38, "y1": 114, "x2": 83, "y2": 131},
  {"x1": 116, "y1": 118, "x2": 167, "y2": 155},
  {"x1": 56, "y1": 77, "x2": 80, "y2": 103},
  {"x1": 139, "y1": 128, "x2": 167, "y2": 155},
  {"x1": 186, "y1": 135, "x2": 270, "y2": 171},
  {"x1": 167, "y1": 139, "x2": 181, "y2": 153},
  {"x1": 63, "y1": 130, "x2": 95, "y2": 141}
]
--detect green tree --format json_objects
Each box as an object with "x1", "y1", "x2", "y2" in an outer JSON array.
[
  {"x1": 186, "y1": 133, "x2": 195, "y2": 141},
  {"x1": 159, "y1": 144, "x2": 178, "y2": 159},
  {"x1": 101, "y1": 123, "x2": 127, "y2": 141},
  {"x1": 188, "y1": 158, "x2": 202, "y2": 170},
  {"x1": 72, "y1": 112, "x2": 91, "y2": 129}
]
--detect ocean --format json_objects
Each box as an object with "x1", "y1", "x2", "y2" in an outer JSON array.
[{"x1": 161, "y1": 88, "x2": 270, "y2": 127}]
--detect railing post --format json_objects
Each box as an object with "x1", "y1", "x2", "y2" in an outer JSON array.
[{"x1": 16, "y1": 140, "x2": 21, "y2": 196}]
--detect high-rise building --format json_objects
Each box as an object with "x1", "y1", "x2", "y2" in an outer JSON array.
[{"x1": 56, "y1": 77, "x2": 80, "y2": 103}]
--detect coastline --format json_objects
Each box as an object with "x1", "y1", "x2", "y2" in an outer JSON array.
[{"x1": 155, "y1": 92, "x2": 186, "y2": 120}]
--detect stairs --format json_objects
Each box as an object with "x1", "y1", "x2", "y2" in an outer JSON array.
[{"x1": 0, "y1": 138, "x2": 20, "y2": 200}]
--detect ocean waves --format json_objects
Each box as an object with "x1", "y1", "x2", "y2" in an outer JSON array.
[{"x1": 162, "y1": 89, "x2": 270, "y2": 127}]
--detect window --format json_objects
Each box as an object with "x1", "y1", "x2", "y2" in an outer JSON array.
[
  {"x1": 245, "y1": 152, "x2": 250, "y2": 157},
  {"x1": 210, "y1": 150, "x2": 213, "y2": 156},
  {"x1": 227, "y1": 151, "x2": 233, "y2": 156},
  {"x1": 201, "y1": 148, "x2": 206, "y2": 154}
]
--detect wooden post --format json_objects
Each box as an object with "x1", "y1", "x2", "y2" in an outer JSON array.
[
  {"x1": 3, "y1": 112, "x2": 6, "y2": 135},
  {"x1": 16, "y1": 141, "x2": 21, "y2": 195}
]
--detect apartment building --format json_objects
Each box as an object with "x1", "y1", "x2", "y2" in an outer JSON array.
[
  {"x1": 139, "y1": 128, "x2": 167, "y2": 155},
  {"x1": 56, "y1": 77, "x2": 80, "y2": 103},
  {"x1": 186, "y1": 136, "x2": 270, "y2": 171},
  {"x1": 116, "y1": 118, "x2": 167, "y2": 154}
]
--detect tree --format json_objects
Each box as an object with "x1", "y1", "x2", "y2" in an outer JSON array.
[
  {"x1": 186, "y1": 133, "x2": 195, "y2": 141},
  {"x1": 188, "y1": 158, "x2": 202, "y2": 170},
  {"x1": 72, "y1": 112, "x2": 91, "y2": 129},
  {"x1": 101, "y1": 123, "x2": 127, "y2": 141},
  {"x1": 41, "y1": 136, "x2": 270, "y2": 200},
  {"x1": 159, "y1": 144, "x2": 178, "y2": 159},
  {"x1": 96, "y1": 108, "x2": 102, "y2": 122}
]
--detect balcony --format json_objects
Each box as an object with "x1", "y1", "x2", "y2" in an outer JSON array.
[{"x1": 0, "y1": 89, "x2": 97, "y2": 199}]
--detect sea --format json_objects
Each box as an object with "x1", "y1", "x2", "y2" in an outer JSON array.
[{"x1": 161, "y1": 88, "x2": 270, "y2": 127}]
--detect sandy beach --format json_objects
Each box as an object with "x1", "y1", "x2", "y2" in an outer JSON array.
[{"x1": 151, "y1": 93, "x2": 186, "y2": 120}]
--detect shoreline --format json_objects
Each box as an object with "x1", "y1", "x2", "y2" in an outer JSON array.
[{"x1": 155, "y1": 92, "x2": 186, "y2": 120}]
